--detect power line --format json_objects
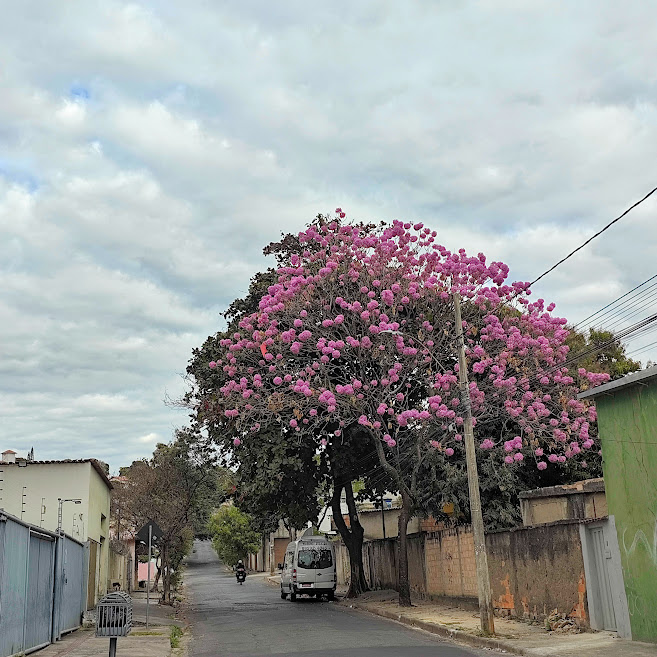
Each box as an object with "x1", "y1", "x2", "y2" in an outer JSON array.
[
  {"x1": 627, "y1": 338, "x2": 657, "y2": 358},
  {"x1": 600, "y1": 293, "x2": 657, "y2": 333},
  {"x1": 574, "y1": 273, "x2": 657, "y2": 329},
  {"x1": 528, "y1": 185, "x2": 657, "y2": 289}
]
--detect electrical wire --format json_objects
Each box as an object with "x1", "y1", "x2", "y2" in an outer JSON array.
[
  {"x1": 574, "y1": 274, "x2": 657, "y2": 329},
  {"x1": 627, "y1": 338, "x2": 657, "y2": 358},
  {"x1": 528, "y1": 185, "x2": 657, "y2": 290},
  {"x1": 575, "y1": 282, "x2": 657, "y2": 333}
]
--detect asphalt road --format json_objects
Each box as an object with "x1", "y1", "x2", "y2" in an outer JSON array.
[{"x1": 185, "y1": 540, "x2": 484, "y2": 657}]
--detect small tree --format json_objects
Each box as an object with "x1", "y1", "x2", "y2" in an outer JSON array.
[
  {"x1": 118, "y1": 428, "x2": 219, "y2": 603},
  {"x1": 209, "y1": 505, "x2": 261, "y2": 566}
]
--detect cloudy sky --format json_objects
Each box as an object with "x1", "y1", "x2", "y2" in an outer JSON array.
[{"x1": 2, "y1": 1, "x2": 657, "y2": 472}]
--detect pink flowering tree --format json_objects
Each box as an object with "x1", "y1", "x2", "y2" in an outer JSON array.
[{"x1": 196, "y1": 213, "x2": 608, "y2": 606}]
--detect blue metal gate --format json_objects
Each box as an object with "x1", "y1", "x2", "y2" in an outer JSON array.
[
  {"x1": 0, "y1": 512, "x2": 88, "y2": 657},
  {"x1": 57, "y1": 535, "x2": 87, "y2": 635},
  {"x1": 25, "y1": 531, "x2": 56, "y2": 653},
  {"x1": 0, "y1": 514, "x2": 28, "y2": 657}
]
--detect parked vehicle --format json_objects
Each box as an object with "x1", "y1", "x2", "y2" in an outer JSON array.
[{"x1": 280, "y1": 535, "x2": 336, "y2": 601}]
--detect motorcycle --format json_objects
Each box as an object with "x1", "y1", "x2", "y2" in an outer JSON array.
[{"x1": 236, "y1": 569, "x2": 246, "y2": 585}]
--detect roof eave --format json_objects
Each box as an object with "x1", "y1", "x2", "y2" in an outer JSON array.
[{"x1": 578, "y1": 367, "x2": 657, "y2": 400}]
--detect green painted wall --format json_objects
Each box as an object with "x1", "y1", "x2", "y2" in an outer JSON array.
[{"x1": 596, "y1": 382, "x2": 657, "y2": 643}]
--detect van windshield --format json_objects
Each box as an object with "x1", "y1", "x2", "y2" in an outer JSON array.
[{"x1": 297, "y1": 547, "x2": 333, "y2": 569}]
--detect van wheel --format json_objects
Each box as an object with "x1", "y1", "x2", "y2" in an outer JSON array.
[
  {"x1": 290, "y1": 590, "x2": 297, "y2": 602},
  {"x1": 327, "y1": 590, "x2": 335, "y2": 601},
  {"x1": 280, "y1": 590, "x2": 287, "y2": 599}
]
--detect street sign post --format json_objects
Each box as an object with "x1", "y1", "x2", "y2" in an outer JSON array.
[{"x1": 136, "y1": 521, "x2": 163, "y2": 629}]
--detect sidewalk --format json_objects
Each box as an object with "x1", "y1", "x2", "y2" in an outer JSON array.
[
  {"x1": 34, "y1": 625, "x2": 172, "y2": 657},
  {"x1": 131, "y1": 590, "x2": 185, "y2": 627},
  {"x1": 339, "y1": 590, "x2": 657, "y2": 657}
]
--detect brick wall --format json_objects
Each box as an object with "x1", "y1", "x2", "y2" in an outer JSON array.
[
  {"x1": 424, "y1": 526, "x2": 477, "y2": 598},
  {"x1": 336, "y1": 519, "x2": 589, "y2": 625}
]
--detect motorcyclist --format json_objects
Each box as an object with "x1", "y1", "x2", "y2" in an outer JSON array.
[{"x1": 235, "y1": 559, "x2": 246, "y2": 581}]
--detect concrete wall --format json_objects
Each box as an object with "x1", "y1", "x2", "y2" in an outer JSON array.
[
  {"x1": 487, "y1": 521, "x2": 588, "y2": 625},
  {"x1": 596, "y1": 383, "x2": 657, "y2": 643},
  {"x1": 357, "y1": 509, "x2": 420, "y2": 540},
  {"x1": 108, "y1": 548, "x2": 129, "y2": 591},
  {"x1": 337, "y1": 521, "x2": 592, "y2": 625},
  {"x1": 520, "y1": 491, "x2": 607, "y2": 526},
  {"x1": 88, "y1": 463, "x2": 110, "y2": 605},
  {"x1": 0, "y1": 462, "x2": 92, "y2": 538}
]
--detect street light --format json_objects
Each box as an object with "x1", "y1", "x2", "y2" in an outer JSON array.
[{"x1": 57, "y1": 498, "x2": 82, "y2": 535}]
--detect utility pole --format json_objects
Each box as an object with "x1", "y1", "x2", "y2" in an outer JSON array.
[
  {"x1": 146, "y1": 523, "x2": 152, "y2": 629},
  {"x1": 453, "y1": 293, "x2": 495, "y2": 635}
]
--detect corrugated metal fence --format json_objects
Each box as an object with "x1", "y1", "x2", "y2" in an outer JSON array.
[{"x1": 0, "y1": 512, "x2": 88, "y2": 657}]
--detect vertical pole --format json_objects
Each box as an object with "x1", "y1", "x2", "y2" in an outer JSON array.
[
  {"x1": 109, "y1": 637, "x2": 117, "y2": 657},
  {"x1": 380, "y1": 494, "x2": 386, "y2": 539},
  {"x1": 146, "y1": 524, "x2": 152, "y2": 629},
  {"x1": 51, "y1": 534, "x2": 61, "y2": 643},
  {"x1": 453, "y1": 293, "x2": 495, "y2": 635},
  {"x1": 22, "y1": 526, "x2": 31, "y2": 651}
]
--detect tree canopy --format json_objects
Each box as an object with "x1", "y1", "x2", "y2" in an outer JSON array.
[
  {"x1": 114, "y1": 428, "x2": 222, "y2": 602},
  {"x1": 208, "y1": 505, "x2": 261, "y2": 566},
  {"x1": 187, "y1": 213, "x2": 612, "y2": 605}
]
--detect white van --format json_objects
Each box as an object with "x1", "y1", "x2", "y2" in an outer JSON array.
[{"x1": 280, "y1": 535, "x2": 336, "y2": 601}]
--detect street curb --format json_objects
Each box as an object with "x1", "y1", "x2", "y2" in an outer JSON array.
[{"x1": 341, "y1": 601, "x2": 531, "y2": 656}]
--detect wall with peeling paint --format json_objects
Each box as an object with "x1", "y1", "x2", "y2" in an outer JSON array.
[
  {"x1": 486, "y1": 521, "x2": 588, "y2": 626},
  {"x1": 338, "y1": 520, "x2": 591, "y2": 625}
]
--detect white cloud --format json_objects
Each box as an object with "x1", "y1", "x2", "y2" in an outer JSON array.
[
  {"x1": 137, "y1": 432, "x2": 161, "y2": 444},
  {"x1": 2, "y1": 0, "x2": 657, "y2": 470}
]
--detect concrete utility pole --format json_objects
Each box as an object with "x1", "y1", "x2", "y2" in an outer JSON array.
[{"x1": 453, "y1": 293, "x2": 495, "y2": 635}]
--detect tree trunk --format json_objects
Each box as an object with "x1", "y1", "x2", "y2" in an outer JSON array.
[
  {"x1": 152, "y1": 554, "x2": 161, "y2": 592},
  {"x1": 162, "y1": 544, "x2": 171, "y2": 605},
  {"x1": 397, "y1": 495, "x2": 412, "y2": 607},
  {"x1": 331, "y1": 479, "x2": 369, "y2": 597}
]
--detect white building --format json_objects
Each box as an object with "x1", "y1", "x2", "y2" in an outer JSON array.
[{"x1": 0, "y1": 450, "x2": 112, "y2": 608}]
